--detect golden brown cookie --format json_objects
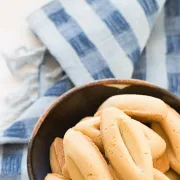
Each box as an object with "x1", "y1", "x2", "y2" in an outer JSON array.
[
  {"x1": 63, "y1": 129, "x2": 113, "y2": 180},
  {"x1": 98, "y1": 94, "x2": 168, "y2": 123},
  {"x1": 162, "y1": 106, "x2": 180, "y2": 171},
  {"x1": 50, "y1": 138, "x2": 65, "y2": 175},
  {"x1": 152, "y1": 122, "x2": 180, "y2": 174},
  {"x1": 73, "y1": 117, "x2": 103, "y2": 151},
  {"x1": 134, "y1": 120, "x2": 166, "y2": 159},
  {"x1": 45, "y1": 173, "x2": 69, "y2": 180},
  {"x1": 50, "y1": 138, "x2": 70, "y2": 179},
  {"x1": 101, "y1": 107, "x2": 153, "y2": 180}
]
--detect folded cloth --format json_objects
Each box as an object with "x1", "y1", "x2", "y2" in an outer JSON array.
[
  {"x1": 1, "y1": 0, "x2": 180, "y2": 179},
  {"x1": 0, "y1": 47, "x2": 46, "y2": 132}
]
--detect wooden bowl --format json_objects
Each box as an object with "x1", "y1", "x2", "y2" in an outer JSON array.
[{"x1": 27, "y1": 79, "x2": 180, "y2": 180}]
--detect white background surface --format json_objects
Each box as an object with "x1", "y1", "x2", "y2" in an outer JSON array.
[{"x1": 0, "y1": 0, "x2": 50, "y2": 107}]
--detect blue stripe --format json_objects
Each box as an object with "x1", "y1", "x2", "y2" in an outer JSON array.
[
  {"x1": 0, "y1": 175, "x2": 21, "y2": 180},
  {"x1": 165, "y1": 17, "x2": 180, "y2": 36},
  {"x1": 45, "y1": 76, "x2": 74, "y2": 96},
  {"x1": 167, "y1": 35, "x2": 180, "y2": 54},
  {"x1": 138, "y1": 0, "x2": 158, "y2": 16},
  {"x1": 132, "y1": 49, "x2": 146, "y2": 80},
  {"x1": 166, "y1": 51, "x2": 180, "y2": 96},
  {"x1": 137, "y1": 0, "x2": 159, "y2": 26},
  {"x1": 4, "y1": 121, "x2": 27, "y2": 139},
  {"x1": 165, "y1": 1, "x2": 180, "y2": 97},
  {"x1": 86, "y1": 0, "x2": 140, "y2": 64},
  {"x1": 3, "y1": 117, "x2": 39, "y2": 139},
  {"x1": 167, "y1": 73, "x2": 180, "y2": 96},
  {"x1": 166, "y1": 0, "x2": 180, "y2": 17},
  {"x1": 1, "y1": 145, "x2": 23, "y2": 175},
  {"x1": 43, "y1": 0, "x2": 114, "y2": 79}
]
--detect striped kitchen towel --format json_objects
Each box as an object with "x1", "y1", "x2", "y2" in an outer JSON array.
[{"x1": 0, "y1": 0, "x2": 180, "y2": 179}]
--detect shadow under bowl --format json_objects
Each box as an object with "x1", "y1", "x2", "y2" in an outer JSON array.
[{"x1": 27, "y1": 79, "x2": 180, "y2": 180}]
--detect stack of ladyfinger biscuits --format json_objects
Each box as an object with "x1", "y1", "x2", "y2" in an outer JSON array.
[{"x1": 45, "y1": 95, "x2": 180, "y2": 180}]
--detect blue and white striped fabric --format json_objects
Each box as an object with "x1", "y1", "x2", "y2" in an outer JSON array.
[{"x1": 1, "y1": 0, "x2": 180, "y2": 179}]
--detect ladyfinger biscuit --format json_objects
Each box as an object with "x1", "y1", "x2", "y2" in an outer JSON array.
[
  {"x1": 101, "y1": 107, "x2": 153, "y2": 180},
  {"x1": 63, "y1": 129, "x2": 113, "y2": 180},
  {"x1": 162, "y1": 106, "x2": 180, "y2": 162},
  {"x1": 50, "y1": 138, "x2": 65, "y2": 175},
  {"x1": 98, "y1": 94, "x2": 168, "y2": 123},
  {"x1": 151, "y1": 123, "x2": 180, "y2": 174},
  {"x1": 74, "y1": 117, "x2": 103, "y2": 151},
  {"x1": 134, "y1": 121, "x2": 166, "y2": 159}
]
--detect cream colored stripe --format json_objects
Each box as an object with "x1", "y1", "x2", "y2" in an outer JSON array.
[
  {"x1": 156, "y1": 0, "x2": 166, "y2": 10},
  {"x1": 0, "y1": 146, "x2": 2, "y2": 173},
  {"x1": 21, "y1": 146, "x2": 29, "y2": 180},
  {"x1": 146, "y1": 9, "x2": 167, "y2": 89}
]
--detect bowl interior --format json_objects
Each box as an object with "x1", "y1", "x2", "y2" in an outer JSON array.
[{"x1": 28, "y1": 80, "x2": 180, "y2": 180}]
